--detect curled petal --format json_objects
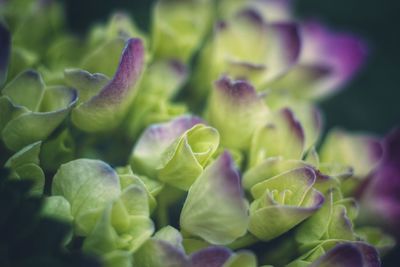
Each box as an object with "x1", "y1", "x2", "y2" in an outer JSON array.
[
  {"x1": 72, "y1": 38, "x2": 145, "y2": 132},
  {"x1": 249, "y1": 108, "x2": 304, "y2": 167},
  {"x1": 180, "y1": 152, "x2": 249, "y2": 245},
  {"x1": 130, "y1": 115, "x2": 203, "y2": 178},
  {"x1": 2, "y1": 85, "x2": 77, "y2": 151},
  {"x1": 2, "y1": 70, "x2": 45, "y2": 112},
  {"x1": 249, "y1": 167, "x2": 324, "y2": 240},
  {"x1": 158, "y1": 124, "x2": 220, "y2": 190}
]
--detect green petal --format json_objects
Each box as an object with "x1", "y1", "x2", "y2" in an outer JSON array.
[
  {"x1": 180, "y1": 152, "x2": 249, "y2": 245},
  {"x1": 206, "y1": 76, "x2": 269, "y2": 150},
  {"x1": 42, "y1": 195, "x2": 73, "y2": 223},
  {"x1": 249, "y1": 108, "x2": 305, "y2": 168},
  {"x1": 2, "y1": 86, "x2": 77, "y2": 151},
  {"x1": 64, "y1": 68, "x2": 109, "y2": 104},
  {"x1": 2, "y1": 70, "x2": 45, "y2": 112},
  {"x1": 130, "y1": 115, "x2": 203, "y2": 178},
  {"x1": 158, "y1": 124, "x2": 220, "y2": 190},
  {"x1": 320, "y1": 129, "x2": 382, "y2": 178},
  {"x1": 152, "y1": 0, "x2": 213, "y2": 63},
  {"x1": 52, "y1": 159, "x2": 121, "y2": 235}
]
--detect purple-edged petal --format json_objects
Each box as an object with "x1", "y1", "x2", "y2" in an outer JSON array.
[
  {"x1": 130, "y1": 115, "x2": 203, "y2": 178},
  {"x1": 249, "y1": 108, "x2": 305, "y2": 167},
  {"x1": 310, "y1": 242, "x2": 381, "y2": 267},
  {"x1": 207, "y1": 76, "x2": 269, "y2": 150},
  {"x1": 359, "y1": 128, "x2": 400, "y2": 237},
  {"x1": 180, "y1": 151, "x2": 249, "y2": 245},
  {"x1": 72, "y1": 38, "x2": 145, "y2": 132},
  {"x1": 190, "y1": 246, "x2": 232, "y2": 267},
  {"x1": 320, "y1": 128, "x2": 382, "y2": 178},
  {"x1": 297, "y1": 21, "x2": 367, "y2": 98},
  {"x1": 0, "y1": 22, "x2": 11, "y2": 85}
]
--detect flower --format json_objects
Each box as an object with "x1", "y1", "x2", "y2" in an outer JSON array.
[{"x1": 358, "y1": 129, "x2": 400, "y2": 238}]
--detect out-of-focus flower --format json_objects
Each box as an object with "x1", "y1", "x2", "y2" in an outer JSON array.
[
  {"x1": 152, "y1": 0, "x2": 213, "y2": 63},
  {"x1": 194, "y1": 8, "x2": 300, "y2": 100},
  {"x1": 217, "y1": 0, "x2": 367, "y2": 100},
  {"x1": 358, "y1": 129, "x2": 400, "y2": 238}
]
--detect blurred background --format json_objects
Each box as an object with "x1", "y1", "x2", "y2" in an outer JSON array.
[{"x1": 61, "y1": 0, "x2": 400, "y2": 138}]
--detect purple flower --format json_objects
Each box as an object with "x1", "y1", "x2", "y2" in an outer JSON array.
[{"x1": 359, "y1": 129, "x2": 400, "y2": 237}]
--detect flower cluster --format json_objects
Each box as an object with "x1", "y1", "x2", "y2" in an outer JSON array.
[{"x1": 0, "y1": 0, "x2": 398, "y2": 267}]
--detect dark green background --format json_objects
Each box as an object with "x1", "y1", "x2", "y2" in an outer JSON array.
[{"x1": 62, "y1": 0, "x2": 400, "y2": 138}]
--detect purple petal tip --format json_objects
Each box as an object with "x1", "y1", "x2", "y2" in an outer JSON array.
[
  {"x1": 190, "y1": 246, "x2": 232, "y2": 267},
  {"x1": 280, "y1": 108, "x2": 305, "y2": 146},
  {"x1": 215, "y1": 76, "x2": 258, "y2": 102}
]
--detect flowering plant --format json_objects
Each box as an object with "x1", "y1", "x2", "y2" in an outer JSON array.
[{"x1": 0, "y1": 0, "x2": 398, "y2": 267}]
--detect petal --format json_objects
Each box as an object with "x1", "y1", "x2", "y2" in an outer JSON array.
[
  {"x1": 180, "y1": 151, "x2": 249, "y2": 245},
  {"x1": 158, "y1": 124, "x2": 220, "y2": 190},
  {"x1": 138, "y1": 59, "x2": 188, "y2": 99},
  {"x1": 81, "y1": 38, "x2": 126, "y2": 77},
  {"x1": 249, "y1": 108, "x2": 305, "y2": 167},
  {"x1": 296, "y1": 189, "x2": 355, "y2": 245},
  {"x1": 2, "y1": 86, "x2": 77, "y2": 151},
  {"x1": 190, "y1": 246, "x2": 232, "y2": 267},
  {"x1": 207, "y1": 76, "x2": 269, "y2": 150},
  {"x1": 152, "y1": 0, "x2": 213, "y2": 63},
  {"x1": 243, "y1": 158, "x2": 309, "y2": 191},
  {"x1": 359, "y1": 128, "x2": 400, "y2": 236},
  {"x1": 134, "y1": 239, "x2": 189, "y2": 267},
  {"x1": 320, "y1": 129, "x2": 383, "y2": 178},
  {"x1": 64, "y1": 68, "x2": 109, "y2": 104},
  {"x1": 42, "y1": 195, "x2": 73, "y2": 223},
  {"x1": 130, "y1": 115, "x2": 203, "y2": 178},
  {"x1": 72, "y1": 38, "x2": 145, "y2": 132},
  {"x1": 249, "y1": 188, "x2": 324, "y2": 240},
  {"x1": 310, "y1": 242, "x2": 381, "y2": 267},
  {"x1": 52, "y1": 159, "x2": 121, "y2": 235},
  {"x1": 296, "y1": 21, "x2": 367, "y2": 98},
  {"x1": 0, "y1": 22, "x2": 11, "y2": 85},
  {"x1": 222, "y1": 250, "x2": 258, "y2": 267},
  {"x1": 2, "y1": 70, "x2": 45, "y2": 112}
]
